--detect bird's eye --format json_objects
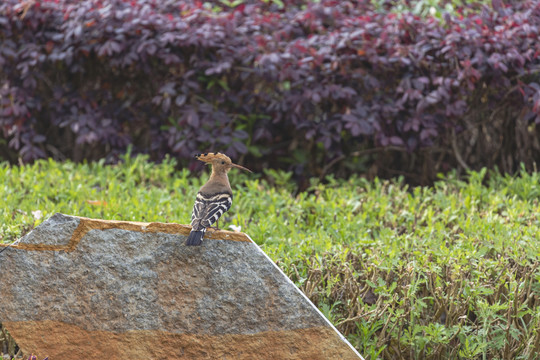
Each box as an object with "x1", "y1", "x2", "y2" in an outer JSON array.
[{"x1": 221, "y1": 161, "x2": 225, "y2": 164}]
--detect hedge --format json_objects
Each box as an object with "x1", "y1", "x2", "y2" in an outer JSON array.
[{"x1": 1, "y1": 0, "x2": 539, "y2": 182}]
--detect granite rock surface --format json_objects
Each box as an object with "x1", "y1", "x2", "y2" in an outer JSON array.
[{"x1": 0, "y1": 213, "x2": 363, "y2": 359}]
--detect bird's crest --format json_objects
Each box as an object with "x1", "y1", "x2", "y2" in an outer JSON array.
[{"x1": 194, "y1": 152, "x2": 231, "y2": 164}]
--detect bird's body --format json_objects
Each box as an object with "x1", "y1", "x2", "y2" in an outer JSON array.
[{"x1": 186, "y1": 152, "x2": 251, "y2": 246}]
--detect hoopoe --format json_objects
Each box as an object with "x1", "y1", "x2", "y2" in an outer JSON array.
[{"x1": 186, "y1": 152, "x2": 252, "y2": 246}]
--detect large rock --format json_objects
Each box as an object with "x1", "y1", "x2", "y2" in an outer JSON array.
[{"x1": 0, "y1": 213, "x2": 363, "y2": 359}]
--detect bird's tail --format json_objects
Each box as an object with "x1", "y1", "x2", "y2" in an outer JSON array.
[{"x1": 186, "y1": 229, "x2": 205, "y2": 246}]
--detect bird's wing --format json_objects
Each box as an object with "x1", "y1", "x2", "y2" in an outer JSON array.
[{"x1": 191, "y1": 191, "x2": 232, "y2": 230}]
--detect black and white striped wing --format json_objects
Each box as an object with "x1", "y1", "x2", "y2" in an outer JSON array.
[{"x1": 190, "y1": 192, "x2": 232, "y2": 230}]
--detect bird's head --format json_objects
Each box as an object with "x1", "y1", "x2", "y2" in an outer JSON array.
[{"x1": 194, "y1": 152, "x2": 252, "y2": 173}]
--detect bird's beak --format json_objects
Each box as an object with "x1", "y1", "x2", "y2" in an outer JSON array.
[{"x1": 231, "y1": 163, "x2": 253, "y2": 173}]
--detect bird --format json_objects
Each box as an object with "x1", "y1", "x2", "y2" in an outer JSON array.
[{"x1": 186, "y1": 152, "x2": 252, "y2": 246}]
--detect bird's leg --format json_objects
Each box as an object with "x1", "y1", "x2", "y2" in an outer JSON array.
[{"x1": 208, "y1": 219, "x2": 221, "y2": 231}]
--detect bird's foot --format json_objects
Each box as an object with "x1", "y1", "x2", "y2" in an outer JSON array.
[{"x1": 208, "y1": 220, "x2": 221, "y2": 231}]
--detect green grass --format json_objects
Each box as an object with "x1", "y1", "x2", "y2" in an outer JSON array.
[{"x1": 1, "y1": 156, "x2": 540, "y2": 359}]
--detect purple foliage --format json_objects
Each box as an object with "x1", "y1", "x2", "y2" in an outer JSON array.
[{"x1": 0, "y1": 0, "x2": 539, "y2": 178}]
